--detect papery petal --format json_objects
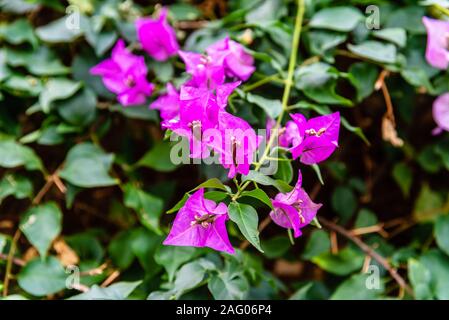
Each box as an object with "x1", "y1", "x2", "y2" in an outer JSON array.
[
  {"x1": 163, "y1": 189, "x2": 234, "y2": 254},
  {"x1": 423, "y1": 17, "x2": 449, "y2": 70},
  {"x1": 136, "y1": 8, "x2": 179, "y2": 61},
  {"x1": 433, "y1": 93, "x2": 449, "y2": 132},
  {"x1": 150, "y1": 83, "x2": 180, "y2": 121},
  {"x1": 270, "y1": 201, "x2": 303, "y2": 238}
]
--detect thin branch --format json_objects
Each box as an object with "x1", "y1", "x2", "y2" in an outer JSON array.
[
  {"x1": 2, "y1": 229, "x2": 22, "y2": 297},
  {"x1": 318, "y1": 217, "x2": 414, "y2": 297},
  {"x1": 0, "y1": 253, "x2": 26, "y2": 267},
  {"x1": 101, "y1": 270, "x2": 120, "y2": 288}
]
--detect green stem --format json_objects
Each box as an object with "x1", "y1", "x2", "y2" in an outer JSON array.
[{"x1": 232, "y1": 0, "x2": 305, "y2": 201}]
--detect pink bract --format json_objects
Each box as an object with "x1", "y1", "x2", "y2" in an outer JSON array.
[
  {"x1": 270, "y1": 170, "x2": 322, "y2": 238},
  {"x1": 90, "y1": 39, "x2": 154, "y2": 106},
  {"x1": 206, "y1": 36, "x2": 255, "y2": 81},
  {"x1": 150, "y1": 83, "x2": 180, "y2": 122},
  {"x1": 423, "y1": 16, "x2": 449, "y2": 70},
  {"x1": 136, "y1": 7, "x2": 179, "y2": 61},
  {"x1": 433, "y1": 93, "x2": 449, "y2": 134},
  {"x1": 163, "y1": 188, "x2": 234, "y2": 254},
  {"x1": 290, "y1": 112, "x2": 340, "y2": 165}
]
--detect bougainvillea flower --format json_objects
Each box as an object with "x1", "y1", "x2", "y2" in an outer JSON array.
[
  {"x1": 150, "y1": 83, "x2": 180, "y2": 122},
  {"x1": 163, "y1": 95, "x2": 220, "y2": 158},
  {"x1": 270, "y1": 170, "x2": 322, "y2": 238},
  {"x1": 90, "y1": 39, "x2": 154, "y2": 106},
  {"x1": 206, "y1": 36, "x2": 255, "y2": 81},
  {"x1": 290, "y1": 112, "x2": 340, "y2": 165},
  {"x1": 180, "y1": 81, "x2": 240, "y2": 109},
  {"x1": 178, "y1": 51, "x2": 225, "y2": 89},
  {"x1": 266, "y1": 118, "x2": 301, "y2": 149},
  {"x1": 432, "y1": 93, "x2": 449, "y2": 135},
  {"x1": 136, "y1": 8, "x2": 179, "y2": 61},
  {"x1": 209, "y1": 111, "x2": 262, "y2": 178},
  {"x1": 423, "y1": 17, "x2": 449, "y2": 70},
  {"x1": 163, "y1": 188, "x2": 234, "y2": 254}
]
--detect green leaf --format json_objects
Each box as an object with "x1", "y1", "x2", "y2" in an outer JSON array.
[
  {"x1": 392, "y1": 163, "x2": 413, "y2": 197},
  {"x1": 173, "y1": 259, "x2": 211, "y2": 295},
  {"x1": 191, "y1": 178, "x2": 230, "y2": 193},
  {"x1": 302, "y1": 230, "x2": 330, "y2": 260},
  {"x1": 340, "y1": 117, "x2": 370, "y2": 145},
  {"x1": 311, "y1": 164, "x2": 324, "y2": 185},
  {"x1": 303, "y1": 80, "x2": 352, "y2": 106},
  {"x1": 242, "y1": 170, "x2": 293, "y2": 193},
  {"x1": 261, "y1": 236, "x2": 290, "y2": 259},
  {"x1": 435, "y1": 215, "x2": 449, "y2": 256},
  {"x1": 39, "y1": 78, "x2": 82, "y2": 113},
  {"x1": 331, "y1": 186, "x2": 357, "y2": 223},
  {"x1": 0, "y1": 139, "x2": 43, "y2": 171},
  {"x1": 19, "y1": 202, "x2": 62, "y2": 258},
  {"x1": 3, "y1": 73, "x2": 43, "y2": 97},
  {"x1": 5, "y1": 47, "x2": 70, "y2": 76},
  {"x1": 273, "y1": 154, "x2": 293, "y2": 184},
  {"x1": 123, "y1": 184, "x2": 164, "y2": 235},
  {"x1": 56, "y1": 87, "x2": 97, "y2": 127},
  {"x1": 208, "y1": 272, "x2": 249, "y2": 300},
  {"x1": 130, "y1": 228, "x2": 163, "y2": 275},
  {"x1": 312, "y1": 247, "x2": 364, "y2": 276},
  {"x1": 155, "y1": 246, "x2": 198, "y2": 282},
  {"x1": 136, "y1": 141, "x2": 179, "y2": 172},
  {"x1": 228, "y1": 202, "x2": 264, "y2": 253},
  {"x1": 18, "y1": 257, "x2": 67, "y2": 296},
  {"x1": 204, "y1": 191, "x2": 229, "y2": 202},
  {"x1": 59, "y1": 143, "x2": 118, "y2": 188},
  {"x1": 420, "y1": 249, "x2": 449, "y2": 299},
  {"x1": 169, "y1": 3, "x2": 202, "y2": 21},
  {"x1": 295, "y1": 62, "x2": 337, "y2": 90},
  {"x1": 69, "y1": 281, "x2": 142, "y2": 300},
  {"x1": 413, "y1": 184, "x2": 447, "y2": 223},
  {"x1": 373, "y1": 28, "x2": 407, "y2": 48},
  {"x1": 331, "y1": 273, "x2": 384, "y2": 300},
  {"x1": 408, "y1": 258, "x2": 433, "y2": 300},
  {"x1": 348, "y1": 62, "x2": 379, "y2": 102},
  {"x1": 310, "y1": 7, "x2": 363, "y2": 32},
  {"x1": 0, "y1": 173, "x2": 33, "y2": 204},
  {"x1": 305, "y1": 30, "x2": 347, "y2": 58},
  {"x1": 354, "y1": 208, "x2": 378, "y2": 228},
  {"x1": 108, "y1": 230, "x2": 136, "y2": 270},
  {"x1": 348, "y1": 41, "x2": 397, "y2": 64},
  {"x1": 0, "y1": 19, "x2": 38, "y2": 47},
  {"x1": 240, "y1": 189, "x2": 273, "y2": 209},
  {"x1": 36, "y1": 16, "x2": 84, "y2": 42},
  {"x1": 246, "y1": 93, "x2": 283, "y2": 119}
]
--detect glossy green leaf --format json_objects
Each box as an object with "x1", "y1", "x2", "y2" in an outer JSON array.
[{"x1": 228, "y1": 202, "x2": 263, "y2": 253}]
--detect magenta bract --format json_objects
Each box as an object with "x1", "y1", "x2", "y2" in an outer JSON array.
[
  {"x1": 150, "y1": 83, "x2": 180, "y2": 122},
  {"x1": 423, "y1": 17, "x2": 449, "y2": 70},
  {"x1": 270, "y1": 170, "x2": 322, "y2": 237},
  {"x1": 163, "y1": 188, "x2": 234, "y2": 254},
  {"x1": 290, "y1": 112, "x2": 340, "y2": 165},
  {"x1": 206, "y1": 36, "x2": 255, "y2": 81},
  {"x1": 136, "y1": 8, "x2": 179, "y2": 61},
  {"x1": 433, "y1": 93, "x2": 449, "y2": 135},
  {"x1": 90, "y1": 39, "x2": 154, "y2": 106}
]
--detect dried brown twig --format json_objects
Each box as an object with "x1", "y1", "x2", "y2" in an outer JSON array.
[{"x1": 318, "y1": 217, "x2": 414, "y2": 297}]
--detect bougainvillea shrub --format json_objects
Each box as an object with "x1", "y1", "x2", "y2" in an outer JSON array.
[{"x1": 1, "y1": 0, "x2": 449, "y2": 300}]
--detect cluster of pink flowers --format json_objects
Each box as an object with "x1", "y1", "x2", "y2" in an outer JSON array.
[
  {"x1": 90, "y1": 8, "x2": 178, "y2": 106},
  {"x1": 423, "y1": 17, "x2": 449, "y2": 134},
  {"x1": 90, "y1": 6, "x2": 341, "y2": 254},
  {"x1": 153, "y1": 38, "x2": 258, "y2": 178}
]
